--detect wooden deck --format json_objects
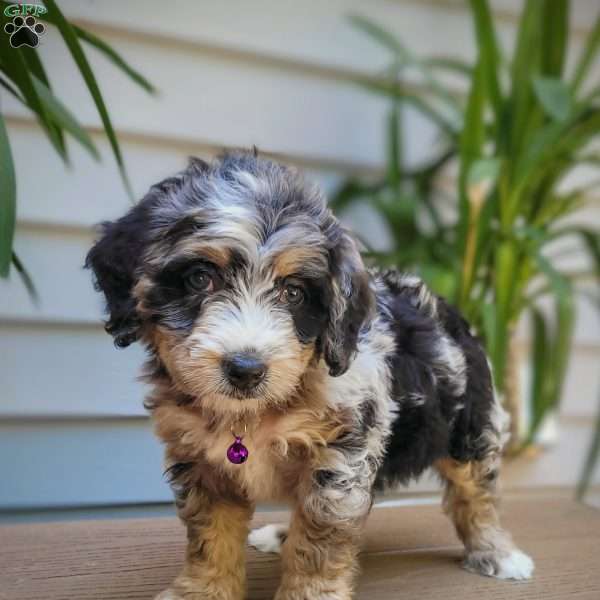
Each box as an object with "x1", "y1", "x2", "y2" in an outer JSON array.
[{"x1": 1, "y1": 495, "x2": 599, "y2": 599}]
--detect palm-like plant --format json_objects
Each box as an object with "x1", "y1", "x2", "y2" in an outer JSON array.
[
  {"x1": 0, "y1": 0, "x2": 155, "y2": 291},
  {"x1": 332, "y1": 0, "x2": 600, "y2": 448}
]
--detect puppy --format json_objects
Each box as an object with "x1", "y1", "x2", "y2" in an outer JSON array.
[{"x1": 86, "y1": 151, "x2": 533, "y2": 600}]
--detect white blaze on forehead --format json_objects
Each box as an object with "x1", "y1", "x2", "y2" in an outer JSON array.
[
  {"x1": 265, "y1": 226, "x2": 324, "y2": 250},
  {"x1": 206, "y1": 169, "x2": 261, "y2": 210},
  {"x1": 233, "y1": 170, "x2": 271, "y2": 196},
  {"x1": 203, "y1": 207, "x2": 260, "y2": 258},
  {"x1": 202, "y1": 170, "x2": 264, "y2": 256},
  {"x1": 262, "y1": 221, "x2": 326, "y2": 255}
]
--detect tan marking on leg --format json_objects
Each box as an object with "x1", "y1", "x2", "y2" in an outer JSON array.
[
  {"x1": 436, "y1": 457, "x2": 534, "y2": 580},
  {"x1": 436, "y1": 457, "x2": 508, "y2": 552},
  {"x1": 162, "y1": 495, "x2": 253, "y2": 600}
]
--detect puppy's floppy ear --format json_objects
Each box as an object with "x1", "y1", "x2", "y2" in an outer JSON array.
[
  {"x1": 86, "y1": 157, "x2": 210, "y2": 347},
  {"x1": 85, "y1": 208, "x2": 148, "y2": 348},
  {"x1": 322, "y1": 230, "x2": 374, "y2": 376}
]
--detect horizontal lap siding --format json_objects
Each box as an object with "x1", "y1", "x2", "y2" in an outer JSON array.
[
  {"x1": 57, "y1": 0, "x2": 599, "y2": 78},
  {"x1": 1, "y1": 0, "x2": 598, "y2": 513},
  {"x1": 0, "y1": 419, "x2": 168, "y2": 509},
  {"x1": 1, "y1": 323, "x2": 148, "y2": 418},
  {"x1": 2, "y1": 29, "x2": 391, "y2": 169},
  {"x1": 7, "y1": 124, "x2": 349, "y2": 227}
]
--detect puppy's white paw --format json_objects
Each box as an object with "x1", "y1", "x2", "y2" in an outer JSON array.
[
  {"x1": 248, "y1": 523, "x2": 288, "y2": 554},
  {"x1": 464, "y1": 548, "x2": 534, "y2": 580},
  {"x1": 495, "y1": 549, "x2": 535, "y2": 580},
  {"x1": 154, "y1": 590, "x2": 182, "y2": 600}
]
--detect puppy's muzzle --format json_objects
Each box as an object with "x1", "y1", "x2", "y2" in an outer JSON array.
[{"x1": 222, "y1": 352, "x2": 267, "y2": 392}]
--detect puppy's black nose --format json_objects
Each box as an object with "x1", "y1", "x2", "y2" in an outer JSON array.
[{"x1": 223, "y1": 353, "x2": 267, "y2": 391}]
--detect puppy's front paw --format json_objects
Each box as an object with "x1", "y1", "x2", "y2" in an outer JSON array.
[
  {"x1": 248, "y1": 523, "x2": 288, "y2": 554},
  {"x1": 275, "y1": 579, "x2": 352, "y2": 600},
  {"x1": 154, "y1": 590, "x2": 183, "y2": 600},
  {"x1": 464, "y1": 548, "x2": 534, "y2": 580},
  {"x1": 275, "y1": 589, "x2": 350, "y2": 600},
  {"x1": 155, "y1": 581, "x2": 240, "y2": 600}
]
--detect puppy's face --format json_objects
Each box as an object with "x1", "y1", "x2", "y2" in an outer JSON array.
[
  {"x1": 87, "y1": 153, "x2": 373, "y2": 417},
  {"x1": 137, "y1": 210, "x2": 333, "y2": 416}
]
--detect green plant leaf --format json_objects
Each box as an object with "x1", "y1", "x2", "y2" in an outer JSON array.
[
  {"x1": 467, "y1": 157, "x2": 501, "y2": 189},
  {"x1": 464, "y1": 158, "x2": 501, "y2": 289},
  {"x1": 509, "y1": 0, "x2": 543, "y2": 157},
  {"x1": 373, "y1": 188, "x2": 419, "y2": 241},
  {"x1": 456, "y1": 57, "x2": 487, "y2": 306},
  {"x1": 0, "y1": 26, "x2": 66, "y2": 160},
  {"x1": 0, "y1": 111, "x2": 16, "y2": 277},
  {"x1": 12, "y1": 252, "x2": 38, "y2": 302},
  {"x1": 348, "y1": 14, "x2": 462, "y2": 121},
  {"x1": 514, "y1": 107, "x2": 600, "y2": 202},
  {"x1": 329, "y1": 0, "x2": 597, "y2": 456},
  {"x1": 31, "y1": 75, "x2": 99, "y2": 159},
  {"x1": 459, "y1": 61, "x2": 487, "y2": 181},
  {"x1": 578, "y1": 230, "x2": 600, "y2": 279},
  {"x1": 354, "y1": 77, "x2": 459, "y2": 136},
  {"x1": 1, "y1": 69, "x2": 97, "y2": 162},
  {"x1": 419, "y1": 263, "x2": 457, "y2": 299},
  {"x1": 541, "y1": 0, "x2": 568, "y2": 77},
  {"x1": 18, "y1": 45, "x2": 67, "y2": 155},
  {"x1": 529, "y1": 305, "x2": 550, "y2": 427},
  {"x1": 547, "y1": 285, "x2": 574, "y2": 416},
  {"x1": 583, "y1": 84, "x2": 600, "y2": 104},
  {"x1": 527, "y1": 259, "x2": 575, "y2": 446},
  {"x1": 549, "y1": 227, "x2": 600, "y2": 281},
  {"x1": 535, "y1": 191, "x2": 585, "y2": 227},
  {"x1": 536, "y1": 252, "x2": 571, "y2": 296},
  {"x1": 572, "y1": 14, "x2": 600, "y2": 94},
  {"x1": 532, "y1": 254, "x2": 575, "y2": 438},
  {"x1": 424, "y1": 57, "x2": 472, "y2": 77},
  {"x1": 0, "y1": 74, "x2": 24, "y2": 101},
  {"x1": 73, "y1": 25, "x2": 156, "y2": 94},
  {"x1": 349, "y1": 14, "x2": 410, "y2": 60},
  {"x1": 329, "y1": 179, "x2": 384, "y2": 214},
  {"x1": 468, "y1": 0, "x2": 503, "y2": 122},
  {"x1": 18, "y1": 45, "x2": 50, "y2": 87},
  {"x1": 386, "y1": 102, "x2": 402, "y2": 194},
  {"x1": 532, "y1": 76, "x2": 572, "y2": 122},
  {"x1": 481, "y1": 302, "x2": 497, "y2": 367},
  {"x1": 577, "y1": 152, "x2": 600, "y2": 167},
  {"x1": 577, "y1": 394, "x2": 600, "y2": 500},
  {"x1": 42, "y1": 0, "x2": 133, "y2": 199}
]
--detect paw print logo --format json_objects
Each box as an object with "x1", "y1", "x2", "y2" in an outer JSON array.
[{"x1": 4, "y1": 15, "x2": 46, "y2": 48}]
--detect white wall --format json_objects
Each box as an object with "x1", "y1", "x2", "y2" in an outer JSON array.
[{"x1": 1, "y1": 0, "x2": 599, "y2": 516}]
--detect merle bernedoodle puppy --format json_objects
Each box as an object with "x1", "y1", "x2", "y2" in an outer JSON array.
[{"x1": 86, "y1": 150, "x2": 533, "y2": 600}]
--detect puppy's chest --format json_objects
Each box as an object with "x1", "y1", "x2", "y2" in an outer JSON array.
[{"x1": 202, "y1": 409, "x2": 342, "y2": 502}]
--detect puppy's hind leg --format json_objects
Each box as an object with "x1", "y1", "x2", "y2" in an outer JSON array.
[{"x1": 435, "y1": 449, "x2": 534, "y2": 581}]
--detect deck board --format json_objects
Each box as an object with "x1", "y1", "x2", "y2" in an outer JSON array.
[{"x1": 1, "y1": 496, "x2": 599, "y2": 599}]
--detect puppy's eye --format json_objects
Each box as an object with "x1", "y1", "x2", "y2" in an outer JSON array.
[
  {"x1": 279, "y1": 283, "x2": 305, "y2": 306},
  {"x1": 184, "y1": 268, "x2": 214, "y2": 294}
]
